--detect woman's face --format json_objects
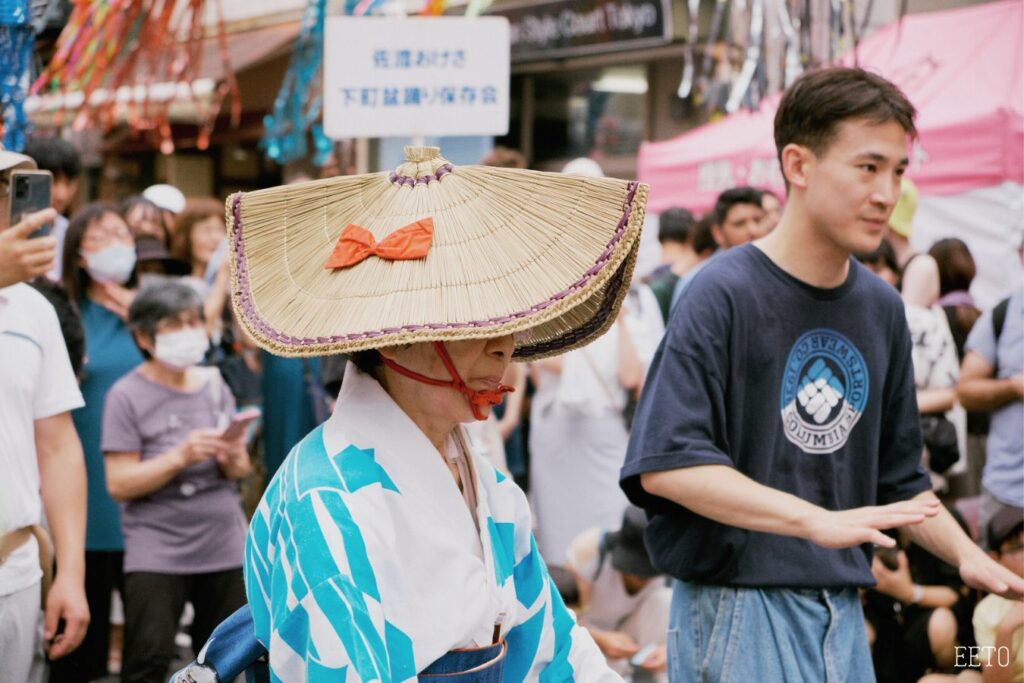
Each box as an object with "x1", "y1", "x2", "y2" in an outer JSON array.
[
  {"x1": 191, "y1": 215, "x2": 225, "y2": 267},
  {"x1": 125, "y1": 203, "x2": 166, "y2": 241},
  {"x1": 380, "y1": 335, "x2": 515, "y2": 423},
  {"x1": 80, "y1": 212, "x2": 134, "y2": 257}
]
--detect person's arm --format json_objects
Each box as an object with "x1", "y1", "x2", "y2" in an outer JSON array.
[
  {"x1": 982, "y1": 605, "x2": 1024, "y2": 683},
  {"x1": 641, "y1": 465, "x2": 941, "y2": 549},
  {"x1": 34, "y1": 411, "x2": 90, "y2": 659},
  {"x1": 917, "y1": 387, "x2": 957, "y2": 414},
  {"x1": 902, "y1": 490, "x2": 1024, "y2": 600},
  {"x1": 215, "y1": 435, "x2": 252, "y2": 480},
  {"x1": 957, "y1": 351, "x2": 1024, "y2": 412},
  {"x1": 615, "y1": 318, "x2": 644, "y2": 392},
  {"x1": 0, "y1": 209, "x2": 58, "y2": 287},
  {"x1": 870, "y1": 550, "x2": 958, "y2": 608},
  {"x1": 105, "y1": 429, "x2": 225, "y2": 501}
]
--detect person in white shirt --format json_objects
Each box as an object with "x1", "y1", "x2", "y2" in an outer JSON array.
[{"x1": 0, "y1": 147, "x2": 89, "y2": 682}]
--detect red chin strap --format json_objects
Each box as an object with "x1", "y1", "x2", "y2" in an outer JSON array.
[{"x1": 380, "y1": 341, "x2": 515, "y2": 420}]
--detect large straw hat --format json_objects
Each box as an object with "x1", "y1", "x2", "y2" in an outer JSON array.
[
  {"x1": 227, "y1": 146, "x2": 647, "y2": 360},
  {"x1": 888, "y1": 177, "x2": 918, "y2": 238}
]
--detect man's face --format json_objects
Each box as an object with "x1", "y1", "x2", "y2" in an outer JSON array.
[
  {"x1": 800, "y1": 118, "x2": 908, "y2": 255},
  {"x1": 51, "y1": 174, "x2": 79, "y2": 215},
  {"x1": 712, "y1": 203, "x2": 763, "y2": 248}
]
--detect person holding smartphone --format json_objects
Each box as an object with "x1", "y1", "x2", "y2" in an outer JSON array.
[
  {"x1": 102, "y1": 281, "x2": 251, "y2": 683},
  {"x1": 0, "y1": 147, "x2": 90, "y2": 681}
]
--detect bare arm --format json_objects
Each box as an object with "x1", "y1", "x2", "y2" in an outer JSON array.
[
  {"x1": 105, "y1": 429, "x2": 227, "y2": 501},
  {"x1": 917, "y1": 387, "x2": 956, "y2": 414},
  {"x1": 901, "y1": 254, "x2": 940, "y2": 308},
  {"x1": 616, "y1": 320, "x2": 644, "y2": 392},
  {"x1": 902, "y1": 490, "x2": 1024, "y2": 600},
  {"x1": 957, "y1": 351, "x2": 1023, "y2": 412},
  {"x1": 640, "y1": 465, "x2": 940, "y2": 549},
  {"x1": 982, "y1": 606, "x2": 1024, "y2": 683},
  {"x1": 34, "y1": 411, "x2": 89, "y2": 659}
]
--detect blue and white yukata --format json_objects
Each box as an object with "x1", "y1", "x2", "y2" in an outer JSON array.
[{"x1": 244, "y1": 363, "x2": 620, "y2": 682}]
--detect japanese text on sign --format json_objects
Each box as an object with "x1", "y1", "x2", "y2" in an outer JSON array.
[{"x1": 324, "y1": 18, "x2": 510, "y2": 138}]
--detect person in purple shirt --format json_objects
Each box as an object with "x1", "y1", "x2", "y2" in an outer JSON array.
[{"x1": 102, "y1": 281, "x2": 252, "y2": 683}]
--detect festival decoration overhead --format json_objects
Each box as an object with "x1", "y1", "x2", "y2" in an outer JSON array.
[
  {"x1": 0, "y1": 0, "x2": 47, "y2": 150},
  {"x1": 679, "y1": 0, "x2": 903, "y2": 118},
  {"x1": 29, "y1": 0, "x2": 240, "y2": 154}
]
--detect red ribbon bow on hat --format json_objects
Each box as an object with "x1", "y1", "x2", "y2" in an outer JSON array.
[{"x1": 324, "y1": 217, "x2": 434, "y2": 270}]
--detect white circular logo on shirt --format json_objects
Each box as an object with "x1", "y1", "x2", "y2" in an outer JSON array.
[{"x1": 780, "y1": 330, "x2": 869, "y2": 454}]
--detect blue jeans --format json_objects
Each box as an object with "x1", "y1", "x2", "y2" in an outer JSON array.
[{"x1": 667, "y1": 581, "x2": 875, "y2": 683}]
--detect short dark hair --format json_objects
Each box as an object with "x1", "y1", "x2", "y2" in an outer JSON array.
[
  {"x1": 691, "y1": 215, "x2": 718, "y2": 255},
  {"x1": 23, "y1": 138, "x2": 81, "y2": 180},
  {"x1": 127, "y1": 280, "x2": 205, "y2": 358},
  {"x1": 61, "y1": 202, "x2": 135, "y2": 304},
  {"x1": 928, "y1": 238, "x2": 976, "y2": 297},
  {"x1": 121, "y1": 195, "x2": 170, "y2": 244},
  {"x1": 713, "y1": 187, "x2": 763, "y2": 226},
  {"x1": 657, "y1": 208, "x2": 695, "y2": 245},
  {"x1": 29, "y1": 278, "x2": 85, "y2": 378},
  {"x1": 854, "y1": 237, "x2": 900, "y2": 275},
  {"x1": 774, "y1": 67, "x2": 917, "y2": 176}
]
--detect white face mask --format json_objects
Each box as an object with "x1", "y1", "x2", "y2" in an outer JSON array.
[
  {"x1": 82, "y1": 244, "x2": 136, "y2": 285},
  {"x1": 154, "y1": 328, "x2": 209, "y2": 370}
]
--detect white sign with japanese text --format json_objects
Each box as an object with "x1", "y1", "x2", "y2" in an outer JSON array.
[{"x1": 323, "y1": 17, "x2": 510, "y2": 139}]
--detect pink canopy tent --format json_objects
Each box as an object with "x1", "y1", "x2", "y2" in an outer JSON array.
[{"x1": 638, "y1": 0, "x2": 1024, "y2": 214}]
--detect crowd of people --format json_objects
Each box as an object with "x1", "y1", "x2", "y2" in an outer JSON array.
[{"x1": 0, "y1": 64, "x2": 1020, "y2": 683}]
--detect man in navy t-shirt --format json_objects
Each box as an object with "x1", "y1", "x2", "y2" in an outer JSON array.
[{"x1": 620, "y1": 67, "x2": 1024, "y2": 682}]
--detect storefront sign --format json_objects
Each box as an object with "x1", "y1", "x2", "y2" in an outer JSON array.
[
  {"x1": 495, "y1": 0, "x2": 671, "y2": 62},
  {"x1": 323, "y1": 17, "x2": 510, "y2": 138}
]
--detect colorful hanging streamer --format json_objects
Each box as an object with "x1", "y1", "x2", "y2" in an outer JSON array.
[
  {"x1": 260, "y1": 0, "x2": 329, "y2": 165},
  {"x1": 0, "y1": 0, "x2": 38, "y2": 150},
  {"x1": 31, "y1": 0, "x2": 240, "y2": 153}
]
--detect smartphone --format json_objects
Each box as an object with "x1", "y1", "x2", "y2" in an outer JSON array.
[
  {"x1": 9, "y1": 170, "x2": 53, "y2": 238},
  {"x1": 630, "y1": 643, "x2": 658, "y2": 668},
  {"x1": 220, "y1": 407, "x2": 262, "y2": 441}
]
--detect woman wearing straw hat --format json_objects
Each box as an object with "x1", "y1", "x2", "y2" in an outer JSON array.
[{"x1": 227, "y1": 147, "x2": 646, "y2": 681}]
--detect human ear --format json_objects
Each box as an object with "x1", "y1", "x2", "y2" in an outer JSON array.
[{"x1": 781, "y1": 143, "x2": 813, "y2": 190}]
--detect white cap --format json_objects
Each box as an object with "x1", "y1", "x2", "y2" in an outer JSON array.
[
  {"x1": 143, "y1": 183, "x2": 186, "y2": 214},
  {"x1": 561, "y1": 157, "x2": 605, "y2": 178},
  {"x1": 0, "y1": 148, "x2": 36, "y2": 174}
]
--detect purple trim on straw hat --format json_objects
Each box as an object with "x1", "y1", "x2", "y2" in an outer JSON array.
[
  {"x1": 230, "y1": 181, "x2": 639, "y2": 349},
  {"x1": 388, "y1": 163, "x2": 454, "y2": 187}
]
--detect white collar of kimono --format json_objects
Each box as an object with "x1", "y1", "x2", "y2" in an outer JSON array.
[{"x1": 322, "y1": 361, "x2": 476, "y2": 482}]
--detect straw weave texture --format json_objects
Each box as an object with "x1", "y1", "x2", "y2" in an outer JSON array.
[{"x1": 228, "y1": 147, "x2": 646, "y2": 360}]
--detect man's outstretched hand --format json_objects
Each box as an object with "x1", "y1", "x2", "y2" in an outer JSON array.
[{"x1": 804, "y1": 498, "x2": 942, "y2": 549}]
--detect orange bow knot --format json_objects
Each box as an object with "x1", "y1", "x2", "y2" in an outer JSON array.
[{"x1": 324, "y1": 218, "x2": 435, "y2": 270}]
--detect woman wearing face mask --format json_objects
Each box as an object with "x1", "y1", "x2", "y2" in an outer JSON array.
[
  {"x1": 102, "y1": 281, "x2": 251, "y2": 683},
  {"x1": 51, "y1": 203, "x2": 143, "y2": 682}
]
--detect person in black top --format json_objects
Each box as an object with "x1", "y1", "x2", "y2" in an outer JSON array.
[{"x1": 620, "y1": 67, "x2": 1024, "y2": 682}]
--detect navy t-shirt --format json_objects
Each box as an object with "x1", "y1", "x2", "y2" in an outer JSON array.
[{"x1": 620, "y1": 244, "x2": 931, "y2": 588}]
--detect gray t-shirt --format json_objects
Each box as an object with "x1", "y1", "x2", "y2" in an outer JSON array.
[{"x1": 102, "y1": 368, "x2": 247, "y2": 574}]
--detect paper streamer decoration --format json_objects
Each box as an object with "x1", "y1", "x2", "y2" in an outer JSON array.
[
  {"x1": 30, "y1": 0, "x2": 239, "y2": 154},
  {"x1": 0, "y1": 0, "x2": 44, "y2": 150},
  {"x1": 260, "y1": 0, "x2": 329, "y2": 164}
]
